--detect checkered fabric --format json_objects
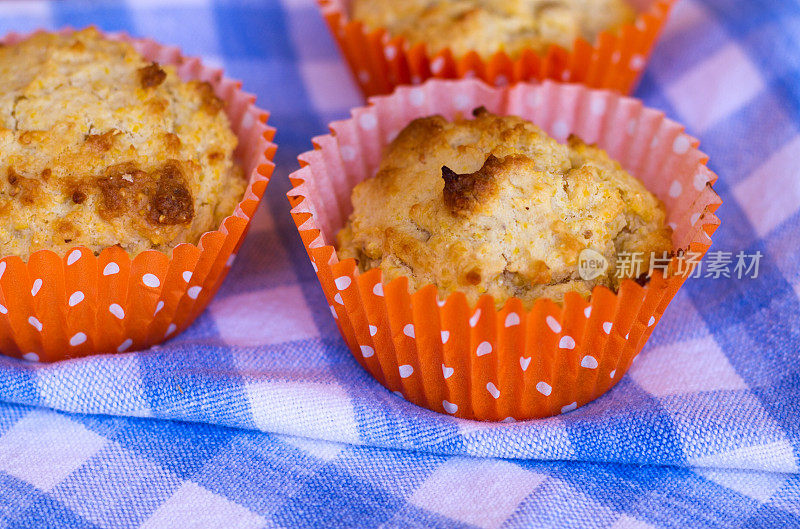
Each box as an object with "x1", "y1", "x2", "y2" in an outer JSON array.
[{"x1": 0, "y1": 0, "x2": 798, "y2": 527}]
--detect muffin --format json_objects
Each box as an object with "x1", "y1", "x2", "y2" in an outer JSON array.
[
  {"x1": 0, "y1": 28, "x2": 246, "y2": 259},
  {"x1": 337, "y1": 108, "x2": 672, "y2": 309},
  {"x1": 318, "y1": 0, "x2": 675, "y2": 97},
  {"x1": 0, "y1": 27, "x2": 274, "y2": 362},
  {"x1": 351, "y1": 0, "x2": 636, "y2": 58},
  {"x1": 290, "y1": 79, "x2": 720, "y2": 420}
]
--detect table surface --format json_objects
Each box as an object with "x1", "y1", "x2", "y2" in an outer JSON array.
[{"x1": 0, "y1": 1, "x2": 799, "y2": 528}]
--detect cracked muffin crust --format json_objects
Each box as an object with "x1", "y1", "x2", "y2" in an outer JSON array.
[
  {"x1": 351, "y1": 0, "x2": 636, "y2": 59},
  {"x1": 0, "y1": 28, "x2": 246, "y2": 259},
  {"x1": 336, "y1": 108, "x2": 673, "y2": 308}
]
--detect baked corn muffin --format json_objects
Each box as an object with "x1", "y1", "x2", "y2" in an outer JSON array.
[
  {"x1": 0, "y1": 28, "x2": 246, "y2": 259},
  {"x1": 352, "y1": 0, "x2": 636, "y2": 59},
  {"x1": 337, "y1": 108, "x2": 673, "y2": 308}
]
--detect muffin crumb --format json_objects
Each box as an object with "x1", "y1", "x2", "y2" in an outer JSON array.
[
  {"x1": 441, "y1": 156, "x2": 499, "y2": 215},
  {"x1": 138, "y1": 62, "x2": 167, "y2": 88}
]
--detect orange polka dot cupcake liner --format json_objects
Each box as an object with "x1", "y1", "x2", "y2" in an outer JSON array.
[
  {"x1": 0, "y1": 29, "x2": 276, "y2": 362},
  {"x1": 288, "y1": 79, "x2": 722, "y2": 421},
  {"x1": 318, "y1": 0, "x2": 675, "y2": 97}
]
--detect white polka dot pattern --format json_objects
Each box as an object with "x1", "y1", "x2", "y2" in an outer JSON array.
[
  {"x1": 581, "y1": 356, "x2": 599, "y2": 369},
  {"x1": 476, "y1": 342, "x2": 492, "y2": 357},
  {"x1": 559, "y1": 336, "x2": 576, "y2": 350},
  {"x1": 31, "y1": 279, "x2": 42, "y2": 297},
  {"x1": 69, "y1": 332, "x2": 87, "y2": 346},
  {"x1": 469, "y1": 309, "x2": 481, "y2": 328},
  {"x1": 359, "y1": 113, "x2": 377, "y2": 130},
  {"x1": 69, "y1": 292, "x2": 84, "y2": 307},
  {"x1": 552, "y1": 120, "x2": 569, "y2": 139},
  {"x1": 67, "y1": 250, "x2": 82, "y2": 266},
  {"x1": 109, "y1": 304, "x2": 125, "y2": 320},
  {"x1": 673, "y1": 135, "x2": 691, "y2": 154},
  {"x1": 103, "y1": 263, "x2": 120, "y2": 276},
  {"x1": 187, "y1": 286, "x2": 202, "y2": 300},
  {"x1": 409, "y1": 88, "x2": 425, "y2": 106}
]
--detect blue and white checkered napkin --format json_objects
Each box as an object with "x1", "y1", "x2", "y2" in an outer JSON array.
[{"x1": 0, "y1": 0, "x2": 799, "y2": 527}]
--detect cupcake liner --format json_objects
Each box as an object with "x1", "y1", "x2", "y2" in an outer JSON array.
[
  {"x1": 0, "y1": 28, "x2": 276, "y2": 362},
  {"x1": 288, "y1": 79, "x2": 721, "y2": 421},
  {"x1": 319, "y1": 0, "x2": 675, "y2": 97}
]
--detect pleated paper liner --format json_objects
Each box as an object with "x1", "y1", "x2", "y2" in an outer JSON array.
[
  {"x1": 288, "y1": 79, "x2": 721, "y2": 421},
  {"x1": 318, "y1": 0, "x2": 675, "y2": 98},
  {"x1": 0, "y1": 28, "x2": 276, "y2": 362}
]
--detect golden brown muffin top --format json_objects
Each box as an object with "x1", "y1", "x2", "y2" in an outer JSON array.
[
  {"x1": 337, "y1": 108, "x2": 673, "y2": 308},
  {"x1": 352, "y1": 0, "x2": 636, "y2": 59},
  {"x1": 0, "y1": 28, "x2": 246, "y2": 259}
]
